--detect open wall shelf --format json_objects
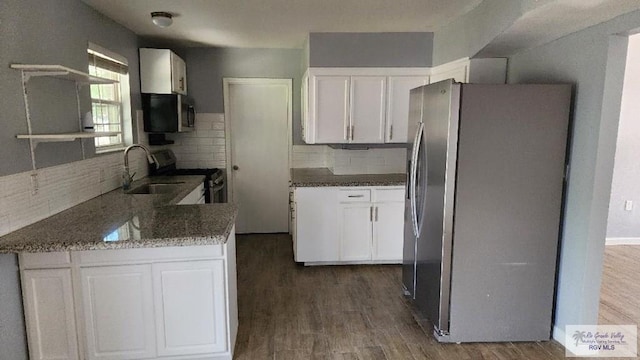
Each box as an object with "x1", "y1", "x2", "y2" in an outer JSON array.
[
  {"x1": 16, "y1": 132, "x2": 120, "y2": 148},
  {"x1": 10, "y1": 64, "x2": 118, "y2": 84},
  {"x1": 11, "y1": 63, "x2": 121, "y2": 170}
]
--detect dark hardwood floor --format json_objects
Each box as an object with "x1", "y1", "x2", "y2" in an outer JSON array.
[{"x1": 233, "y1": 234, "x2": 569, "y2": 359}]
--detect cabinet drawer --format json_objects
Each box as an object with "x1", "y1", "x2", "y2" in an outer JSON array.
[
  {"x1": 374, "y1": 188, "x2": 405, "y2": 202},
  {"x1": 20, "y1": 251, "x2": 71, "y2": 269},
  {"x1": 338, "y1": 189, "x2": 371, "y2": 202}
]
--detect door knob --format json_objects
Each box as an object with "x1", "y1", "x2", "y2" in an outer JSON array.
[{"x1": 232, "y1": 165, "x2": 239, "y2": 170}]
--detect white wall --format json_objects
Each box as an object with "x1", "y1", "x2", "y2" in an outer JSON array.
[{"x1": 606, "y1": 34, "x2": 640, "y2": 241}]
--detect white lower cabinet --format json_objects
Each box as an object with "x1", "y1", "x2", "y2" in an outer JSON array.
[
  {"x1": 81, "y1": 265, "x2": 156, "y2": 360},
  {"x1": 20, "y1": 228, "x2": 238, "y2": 360},
  {"x1": 294, "y1": 187, "x2": 339, "y2": 262},
  {"x1": 295, "y1": 186, "x2": 404, "y2": 264},
  {"x1": 22, "y1": 268, "x2": 79, "y2": 360},
  {"x1": 339, "y1": 203, "x2": 374, "y2": 261},
  {"x1": 373, "y1": 200, "x2": 405, "y2": 261},
  {"x1": 153, "y1": 260, "x2": 227, "y2": 356}
]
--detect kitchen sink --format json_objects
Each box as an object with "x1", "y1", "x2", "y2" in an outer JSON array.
[{"x1": 126, "y1": 183, "x2": 182, "y2": 194}]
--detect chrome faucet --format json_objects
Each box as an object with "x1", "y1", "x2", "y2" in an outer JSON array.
[{"x1": 122, "y1": 144, "x2": 155, "y2": 190}]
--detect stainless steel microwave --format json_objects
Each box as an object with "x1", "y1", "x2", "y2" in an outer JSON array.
[{"x1": 142, "y1": 93, "x2": 195, "y2": 133}]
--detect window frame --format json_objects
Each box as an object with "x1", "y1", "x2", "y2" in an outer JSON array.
[{"x1": 87, "y1": 43, "x2": 133, "y2": 153}]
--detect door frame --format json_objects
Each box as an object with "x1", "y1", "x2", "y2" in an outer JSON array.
[{"x1": 222, "y1": 78, "x2": 293, "y2": 204}]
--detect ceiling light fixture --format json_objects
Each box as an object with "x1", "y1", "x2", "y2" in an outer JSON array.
[{"x1": 151, "y1": 11, "x2": 173, "y2": 28}]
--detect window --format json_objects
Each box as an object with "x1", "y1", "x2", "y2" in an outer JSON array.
[{"x1": 88, "y1": 46, "x2": 130, "y2": 151}]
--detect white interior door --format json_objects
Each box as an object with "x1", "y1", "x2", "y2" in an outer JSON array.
[{"x1": 224, "y1": 78, "x2": 291, "y2": 234}]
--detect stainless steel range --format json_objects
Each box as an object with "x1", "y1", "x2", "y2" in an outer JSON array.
[{"x1": 150, "y1": 149, "x2": 225, "y2": 203}]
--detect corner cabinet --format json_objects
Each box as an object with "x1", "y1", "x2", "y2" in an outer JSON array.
[
  {"x1": 139, "y1": 48, "x2": 187, "y2": 95},
  {"x1": 293, "y1": 186, "x2": 405, "y2": 265}
]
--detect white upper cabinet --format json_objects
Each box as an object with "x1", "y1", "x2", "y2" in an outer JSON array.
[
  {"x1": 311, "y1": 76, "x2": 350, "y2": 143},
  {"x1": 303, "y1": 59, "x2": 506, "y2": 144},
  {"x1": 170, "y1": 51, "x2": 187, "y2": 94},
  {"x1": 304, "y1": 68, "x2": 428, "y2": 144},
  {"x1": 350, "y1": 76, "x2": 386, "y2": 144},
  {"x1": 386, "y1": 76, "x2": 429, "y2": 143},
  {"x1": 140, "y1": 48, "x2": 187, "y2": 95}
]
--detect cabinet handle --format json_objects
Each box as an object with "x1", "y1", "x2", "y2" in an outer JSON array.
[
  {"x1": 370, "y1": 206, "x2": 373, "y2": 222},
  {"x1": 351, "y1": 125, "x2": 355, "y2": 140},
  {"x1": 180, "y1": 78, "x2": 184, "y2": 91},
  {"x1": 375, "y1": 206, "x2": 378, "y2": 222},
  {"x1": 347, "y1": 195, "x2": 364, "y2": 198},
  {"x1": 390, "y1": 125, "x2": 393, "y2": 140},
  {"x1": 346, "y1": 125, "x2": 350, "y2": 140}
]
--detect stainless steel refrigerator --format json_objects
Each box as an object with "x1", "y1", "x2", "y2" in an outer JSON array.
[{"x1": 402, "y1": 80, "x2": 571, "y2": 343}]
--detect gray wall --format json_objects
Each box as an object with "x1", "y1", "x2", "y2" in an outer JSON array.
[
  {"x1": 0, "y1": 0, "x2": 142, "y2": 357},
  {"x1": 0, "y1": 0, "x2": 141, "y2": 177},
  {"x1": 309, "y1": 32, "x2": 433, "y2": 67},
  {"x1": 0, "y1": 256, "x2": 27, "y2": 360},
  {"x1": 606, "y1": 34, "x2": 640, "y2": 239},
  {"x1": 432, "y1": 0, "x2": 523, "y2": 65},
  {"x1": 174, "y1": 47, "x2": 305, "y2": 144},
  {"x1": 507, "y1": 10, "x2": 640, "y2": 341}
]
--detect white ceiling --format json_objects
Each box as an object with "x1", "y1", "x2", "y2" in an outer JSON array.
[{"x1": 81, "y1": 0, "x2": 483, "y2": 48}]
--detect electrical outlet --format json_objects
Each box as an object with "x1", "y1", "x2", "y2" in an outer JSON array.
[
  {"x1": 625, "y1": 200, "x2": 633, "y2": 211},
  {"x1": 30, "y1": 173, "x2": 39, "y2": 195}
]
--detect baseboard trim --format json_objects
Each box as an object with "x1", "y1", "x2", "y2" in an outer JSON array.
[
  {"x1": 605, "y1": 237, "x2": 640, "y2": 245},
  {"x1": 553, "y1": 325, "x2": 566, "y2": 347}
]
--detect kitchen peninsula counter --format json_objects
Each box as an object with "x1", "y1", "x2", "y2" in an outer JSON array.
[
  {"x1": 0, "y1": 175, "x2": 238, "y2": 253},
  {"x1": 9, "y1": 175, "x2": 239, "y2": 360},
  {"x1": 291, "y1": 167, "x2": 406, "y2": 187}
]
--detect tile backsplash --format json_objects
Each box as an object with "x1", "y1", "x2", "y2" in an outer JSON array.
[
  {"x1": 0, "y1": 151, "x2": 149, "y2": 237},
  {"x1": 292, "y1": 145, "x2": 406, "y2": 174},
  {"x1": 165, "y1": 113, "x2": 226, "y2": 169}
]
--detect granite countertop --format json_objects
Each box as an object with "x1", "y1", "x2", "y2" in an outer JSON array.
[
  {"x1": 0, "y1": 176, "x2": 238, "y2": 253},
  {"x1": 291, "y1": 168, "x2": 406, "y2": 187}
]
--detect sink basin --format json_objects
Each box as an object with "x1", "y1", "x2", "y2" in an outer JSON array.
[{"x1": 126, "y1": 183, "x2": 181, "y2": 194}]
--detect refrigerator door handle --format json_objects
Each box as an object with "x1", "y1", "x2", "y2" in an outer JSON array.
[{"x1": 410, "y1": 122, "x2": 424, "y2": 237}]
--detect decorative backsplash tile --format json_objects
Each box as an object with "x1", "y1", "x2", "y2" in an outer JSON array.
[
  {"x1": 165, "y1": 113, "x2": 226, "y2": 169},
  {"x1": 0, "y1": 151, "x2": 149, "y2": 237},
  {"x1": 293, "y1": 145, "x2": 406, "y2": 175}
]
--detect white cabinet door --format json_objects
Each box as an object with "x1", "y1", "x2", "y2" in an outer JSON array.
[
  {"x1": 153, "y1": 260, "x2": 227, "y2": 356},
  {"x1": 295, "y1": 187, "x2": 339, "y2": 262},
  {"x1": 350, "y1": 76, "x2": 386, "y2": 144},
  {"x1": 373, "y1": 201, "x2": 405, "y2": 261},
  {"x1": 22, "y1": 269, "x2": 79, "y2": 360},
  {"x1": 386, "y1": 76, "x2": 428, "y2": 143},
  {"x1": 311, "y1": 76, "x2": 349, "y2": 143},
  {"x1": 170, "y1": 52, "x2": 187, "y2": 95},
  {"x1": 339, "y1": 203, "x2": 373, "y2": 261},
  {"x1": 140, "y1": 48, "x2": 187, "y2": 94},
  {"x1": 301, "y1": 73, "x2": 309, "y2": 143},
  {"x1": 80, "y1": 265, "x2": 156, "y2": 360}
]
